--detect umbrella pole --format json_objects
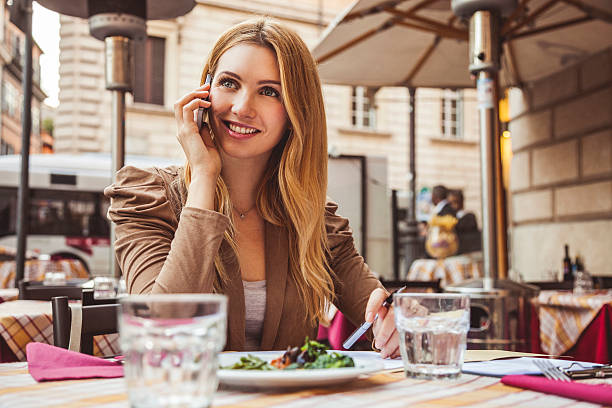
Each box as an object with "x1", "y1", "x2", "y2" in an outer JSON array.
[
  {"x1": 105, "y1": 36, "x2": 132, "y2": 279},
  {"x1": 110, "y1": 89, "x2": 125, "y2": 279},
  {"x1": 400, "y1": 86, "x2": 422, "y2": 280},
  {"x1": 476, "y1": 69, "x2": 500, "y2": 288},
  {"x1": 469, "y1": 10, "x2": 510, "y2": 288},
  {"x1": 15, "y1": 0, "x2": 33, "y2": 291}
]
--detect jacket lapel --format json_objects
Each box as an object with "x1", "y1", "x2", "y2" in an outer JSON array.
[
  {"x1": 259, "y1": 221, "x2": 288, "y2": 350},
  {"x1": 221, "y1": 242, "x2": 245, "y2": 351}
]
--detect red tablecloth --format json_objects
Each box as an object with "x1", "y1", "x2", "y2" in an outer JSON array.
[{"x1": 530, "y1": 303, "x2": 611, "y2": 364}]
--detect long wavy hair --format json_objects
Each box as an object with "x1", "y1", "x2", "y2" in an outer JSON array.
[{"x1": 184, "y1": 18, "x2": 333, "y2": 325}]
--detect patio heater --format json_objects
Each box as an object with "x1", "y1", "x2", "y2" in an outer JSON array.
[
  {"x1": 36, "y1": 0, "x2": 196, "y2": 278},
  {"x1": 446, "y1": 0, "x2": 539, "y2": 351}
]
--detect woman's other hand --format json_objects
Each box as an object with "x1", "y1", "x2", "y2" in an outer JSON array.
[
  {"x1": 173, "y1": 83, "x2": 221, "y2": 181},
  {"x1": 365, "y1": 288, "x2": 400, "y2": 359}
]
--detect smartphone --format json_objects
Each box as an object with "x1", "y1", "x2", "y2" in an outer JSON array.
[{"x1": 196, "y1": 73, "x2": 212, "y2": 132}]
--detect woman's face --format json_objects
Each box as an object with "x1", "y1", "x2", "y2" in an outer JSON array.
[{"x1": 208, "y1": 43, "x2": 288, "y2": 162}]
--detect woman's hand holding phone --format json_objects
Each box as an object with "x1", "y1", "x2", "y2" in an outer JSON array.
[{"x1": 173, "y1": 79, "x2": 220, "y2": 210}]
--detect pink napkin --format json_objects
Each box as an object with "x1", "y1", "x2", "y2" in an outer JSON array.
[
  {"x1": 26, "y1": 342, "x2": 123, "y2": 382},
  {"x1": 501, "y1": 375, "x2": 612, "y2": 405}
]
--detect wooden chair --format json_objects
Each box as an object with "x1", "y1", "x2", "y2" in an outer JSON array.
[
  {"x1": 379, "y1": 278, "x2": 442, "y2": 293},
  {"x1": 52, "y1": 296, "x2": 120, "y2": 355},
  {"x1": 81, "y1": 288, "x2": 119, "y2": 306},
  {"x1": 18, "y1": 280, "x2": 82, "y2": 301}
]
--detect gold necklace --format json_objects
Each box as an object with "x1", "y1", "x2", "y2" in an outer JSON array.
[{"x1": 233, "y1": 205, "x2": 255, "y2": 220}]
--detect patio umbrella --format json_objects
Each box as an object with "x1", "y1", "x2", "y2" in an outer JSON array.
[
  {"x1": 313, "y1": 0, "x2": 612, "y2": 88},
  {"x1": 312, "y1": 0, "x2": 612, "y2": 282}
]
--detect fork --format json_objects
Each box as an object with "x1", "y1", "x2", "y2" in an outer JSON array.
[{"x1": 534, "y1": 359, "x2": 571, "y2": 382}]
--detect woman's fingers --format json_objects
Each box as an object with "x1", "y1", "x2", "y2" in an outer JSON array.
[
  {"x1": 380, "y1": 330, "x2": 399, "y2": 359},
  {"x1": 364, "y1": 288, "x2": 389, "y2": 323},
  {"x1": 173, "y1": 88, "x2": 210, "y2": 122},
  {"x1": 373, "y1": 307, "x2": 397, "y2": 350},
  {"x1": 182, "y1": 98, "x2": 210, "y2": 125}
]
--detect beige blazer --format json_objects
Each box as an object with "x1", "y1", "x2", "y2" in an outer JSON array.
[{"x1": 104, "y1": 165, "x2": 383, "y2": 351}]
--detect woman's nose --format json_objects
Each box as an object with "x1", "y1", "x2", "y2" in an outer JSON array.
[{"x1": 230, "y1": 91, "x2": 256, "y2": 118}]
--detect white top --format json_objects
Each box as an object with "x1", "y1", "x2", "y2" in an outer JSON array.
[{"x1": 242, "y1": 279, "x2": 267, "y2": 351}]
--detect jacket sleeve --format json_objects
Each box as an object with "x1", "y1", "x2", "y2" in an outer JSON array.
[
  {"x1": 325, "y1": 201, "x2": 385, "y2": 330},
  {"x1": 104, "y1": 166, "x2": 230, "y2": 294}
]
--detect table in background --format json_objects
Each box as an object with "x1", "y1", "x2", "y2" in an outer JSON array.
[
  {"x1": 2, "y1": 360, "x2": 611, "y2": 408},
  {"x1": 530, "y1": 290, "x2": 612, "y2": 364},
  {"x1": 406, "y1": 253, "x2": 483, "y2": 287},
  {"x1": 0, "y1": 300, "x2": 119, "y2": 362},
  {"x1": 0, "y1": 288, "x2": 18, "y2": 303},
  {"x1": 0, "y1": 259, "x2": 89, "y2": 288}
]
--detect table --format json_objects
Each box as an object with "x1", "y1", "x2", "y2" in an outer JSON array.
[
  {"x1": 1, "y1": 357, "x2": 610, "y2": 408},
  {"x1": 0, "y1": 300, "x2": 119, "y2": 362},
  {"x1": 0, "y1": 259, "x2": 89, "y2": 288},
  {"x1": 406, "y1": 254, "x2": 482, "y2": 287},
  {"x1": 530, "y1": 290, "x2": 612, "y2": 364},
  {"x1": 0, "y1": 288, "x2": 18, "y2": 303}
]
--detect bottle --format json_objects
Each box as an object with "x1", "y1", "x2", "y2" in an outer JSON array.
[
  {"x1": 562, "y1": 244, "x2": 573, "y2": 282},
  {"x1": 573, "y1": 255, "x2": 593, "y2": 294}
]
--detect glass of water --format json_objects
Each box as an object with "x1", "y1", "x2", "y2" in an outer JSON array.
[
  {"x1": 394, "y1": 293, "x2": 470, "y2": 379},
  {"x1": 120, "y1": 294, "x2": 228, "y2": 408},
  {"x1": 93, "y1": 276, "x2": 118, "y2": 299}
]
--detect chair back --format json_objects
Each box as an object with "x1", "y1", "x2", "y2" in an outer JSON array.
[
  {"x1": 19, "y1": 280, "x2": 82, "y2": 301},
  {"x1": 81, "y1": 288, "x2": 119, "y2": 306},
  {"x1": 51, "y1": 296, "x2": 120, "y2": 355}
]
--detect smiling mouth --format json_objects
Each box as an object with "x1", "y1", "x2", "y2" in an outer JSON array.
[{"x1": 224, "y1": 121, "x2": 260, "y2": 135}]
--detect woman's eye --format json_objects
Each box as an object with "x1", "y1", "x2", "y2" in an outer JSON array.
[
  {"x1": 220, "y1": 79, "x2": 236, "y2": 88},
  {"x1": 261, "y1": 87, "x2": 279, "y2": 98}
]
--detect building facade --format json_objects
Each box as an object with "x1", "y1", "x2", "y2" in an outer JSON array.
[
  {"x1": 55, "y1": 0, "x2": 483, "y2": 218},
  {"x1": 508, "y1": 48, "x2": 612, "y2": 279},
  {"x1": 0, "y1": 1, "x2": 46, "y2": 155}
]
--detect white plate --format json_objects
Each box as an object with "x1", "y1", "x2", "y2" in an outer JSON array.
[{"x1": 218, "y1": 351, "x2": 385, "y2": 388}]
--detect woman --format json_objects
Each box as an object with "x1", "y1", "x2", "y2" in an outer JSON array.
[{"x1": 105, "y1": 18, "x2": 399, "y2": 357}]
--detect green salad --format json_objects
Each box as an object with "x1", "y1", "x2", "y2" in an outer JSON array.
[{"x1": 222, "y1": 338, "x2": 355, "y2": 370}]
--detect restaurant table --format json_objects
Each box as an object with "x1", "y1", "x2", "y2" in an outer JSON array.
[
  {"x1": 1, "y1": 356, "x2": 611, "y2": 408},
  {"x1": 406, "y1": 253, "x2": 483, "y2": 287},
  {"x1": 530, "y1": 290, "x2": 612, "y2": 364},
  {"x1": 0, "y1": 300, "x2": 119, "y2": 363},
  {"x1": 0, "y1": 259, "x2": 89, "y2": 288},
  {"x1": 0, "y1": 288, "x2": 18, "y2": 303}
]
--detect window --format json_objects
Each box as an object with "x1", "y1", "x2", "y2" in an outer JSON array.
[
  {"x1": 134, "y1": 36, "x2": 165, "y2": 105},
  {"x1": 28, "y1": 190, "x2": 110, "y2": 237},
  {"x1": 351, "y1": 86, "x2": 376, "y2": 129},
  {"x1": 441, "y1": 89, "x2": 463, "y2": 139},
  {"x1": 0, "y1": 139, "x2": 14, "y2": 155},
  {"x1": 2, "y1": 80, "x2": 19, "y2": 118},
  {"x1": 0, "y1": 187, "x2": 17, "y2": 236},
  {"x1": 31, "y1": 105, "x2": 39, "y2": 136}
]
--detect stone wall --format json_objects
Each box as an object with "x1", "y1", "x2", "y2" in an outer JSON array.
[{"x1": 509, "y1": 48, "x2": 612, "y2": 279}]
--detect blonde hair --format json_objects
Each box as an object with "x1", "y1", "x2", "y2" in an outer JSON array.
[{"x1": 184, "y1": 18, "x2": 333, "y2": 325}]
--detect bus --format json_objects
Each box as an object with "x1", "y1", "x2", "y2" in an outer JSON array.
[{"x1": 0, "y1": 153, "x2": 183, "y2": 276}]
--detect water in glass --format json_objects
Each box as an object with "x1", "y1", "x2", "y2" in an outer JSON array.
[
  {"x1": 120, "y1": 295, "x2": 227, "y2": 408},
  {"x1": 394, "y1": 294, "x2": 469, "y2": 379}
]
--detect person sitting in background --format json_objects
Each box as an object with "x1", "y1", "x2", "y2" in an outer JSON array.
[
  {"x1": 448, "y1": 189, "x2": 481, "y2": 254},
  {"x1": 431, "y1": 185, "x2": 456, "y2": 217}
]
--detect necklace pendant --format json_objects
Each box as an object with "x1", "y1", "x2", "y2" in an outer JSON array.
[{"x1": 240, "y1": 213, "x2": 246, "y2": 219}]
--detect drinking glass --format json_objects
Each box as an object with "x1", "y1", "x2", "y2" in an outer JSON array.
[
  {"x1": 93, "y1": 276, "x2": 118, "y2": 299},
  {"x1": 120, "y1": 294, "x2": 228, "y2": 408},
  {"x1": 394, "y1": 293, "x2": 470, "y2": 379}
]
